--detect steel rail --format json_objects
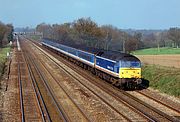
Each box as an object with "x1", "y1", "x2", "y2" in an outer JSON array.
[
  {"x1": 40, "y1": 51, "x2": 156, "y2": 122},
  {"x1": 30, "y1": 38, "x2": 179, "y2": 122},
  {"x1": 27, "y1": 52, "x2": 69, "y2": 122},
  {"x1": 138, "y1": 85, "x2": 180, "y2": 114},
  {"x1": 23, "y1": 52, "x2": 50, "y2": 122},
  {"x1": 19, "y1": 38, "x2": 51, "y2": 122},
  {"x1": 35, "y1": 51, "x2": 98, "y2": 122},
  {"x1": 36, "y1": 43, "x2": 176, "y2": 122},
  {"x1": 32, "y1": 41, "x2": 139, "y2": 122},
  {"x1": 18, "y1": 60, "x2": 25, "y2": 122}
]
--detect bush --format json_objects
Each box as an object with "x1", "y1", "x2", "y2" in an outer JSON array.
[{"x1": 0, "y1": 47, "x2": 10, "y2": 79}]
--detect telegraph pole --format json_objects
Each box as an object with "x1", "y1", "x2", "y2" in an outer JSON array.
[
  {"x1": 123, "y1": 39, "x2": 125, "y2": 53},
  {"x1": 122, "y1": 32, "x2": 125, "y2": 53}
]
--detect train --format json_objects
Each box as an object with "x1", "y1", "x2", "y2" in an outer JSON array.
[{"x1": 41, "y1": 39, "x2": 142, "y2": 89}]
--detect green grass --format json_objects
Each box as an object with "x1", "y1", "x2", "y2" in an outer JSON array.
[
  {"x1": 29, "y1": 35, "x2": 41, "y2": 40},
  {"x1": 133, "y1": 47, "x2": 180, "y2": 55},
  {"x1": 142, "y1": 65, "x2": 180, "y2": 97},
  {"x1": 0, "y1": 47, "x2": 10, "y2": 79}
]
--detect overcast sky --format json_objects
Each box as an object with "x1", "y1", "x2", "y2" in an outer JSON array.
[{"x1": 0, "y1": 0, "x2": 180, "y2": 29}]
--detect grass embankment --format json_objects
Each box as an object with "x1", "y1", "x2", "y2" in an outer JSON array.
[
  {"x1": 29, "y1": 35, "x2": 41, "y2": 40},
  {"x1": 133, "y1": 47, "x2": 180, "y2": 55},
  {"x1": 142, "y1": 65, "x2": 180, "y2": 97},
  {"x1": 0, "y1": 47, "x2": 10, "y2": 79}
]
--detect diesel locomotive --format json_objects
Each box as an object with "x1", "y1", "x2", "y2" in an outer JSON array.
[{"x1": 41, "y1": 39, "x2": 142, "y2": 88}]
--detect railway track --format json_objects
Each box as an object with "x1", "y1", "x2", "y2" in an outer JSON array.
[
  {"x1": 20, "y1": 40, "x2": 71, "y2": 121},
  {"x1": 20, "y1": 37, "x2": 90, "y2": 121},
  {"x1": 136, "y1": 88, "x2": 180, "y2": 113},
  {"x1": 18, "y1": 37, "x2": 180, "y2": 121},
  {"x1": 24, "y1": 53, "x2": 51, "y2": 122},
  {"x1": 25, "y1": 38, "x2": 140, "y2": 121},
  {"x1": 54, "y1": 58, "x2": 176, "y2": 121},
  {"x1": 61, "y1": 55, "x2": 180, "y2": 122},
  {"x1": 29, "y1": 39, "x2": 180, "y2": 122},
  {"x1": 16, "y1": 49, "x2": 46, "y2": 121},
  {"x1": 29, "y1": 48, "x2": 93, "y2": 121},
  {"x1": 17, "y1": 61, "x2": 25, "y2": 122},
  {"x1": 31, "y1": 43, "x2": 132, "y2": 121},
  {"x1": 26, "y1": 53, "x2": 70, "y2": 122}
]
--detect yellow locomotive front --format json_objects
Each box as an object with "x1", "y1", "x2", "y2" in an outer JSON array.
[{"x1": 119, "y1": 61, "x2": 142, "y2": 86}]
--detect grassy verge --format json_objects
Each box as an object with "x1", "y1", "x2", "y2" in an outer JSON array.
[
  {"x1": 142, "y1": 65, "x2": 180, "y2": 97},
  {"x1": 133, "y1": 47, "x2": 180, "y2": 55},
  {"x1": 0, "y1": 46, "x2": 10, "y2": 79},
  {"x1": 29, "y1": 35, "x2": 41, "y2": 40}
]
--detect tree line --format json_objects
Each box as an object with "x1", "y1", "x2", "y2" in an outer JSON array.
[
  {"x1": 36, "y1": 17, "x2": 180, "y2": 53},
  {"x1": 0, "y1": 21, "x2": 13, "y2": 47}
]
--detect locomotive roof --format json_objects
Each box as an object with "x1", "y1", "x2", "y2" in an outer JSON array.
[
  {"x1": 43, "y1": 39, "x2": 140, "y2": 62},
  {"x1": 97, "y1": 50, "x2": 140, "y2": 62}
]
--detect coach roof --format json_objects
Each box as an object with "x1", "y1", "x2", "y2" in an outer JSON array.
[{"x1": 43, "y1": 39, "x2": 140, "y2": 62}]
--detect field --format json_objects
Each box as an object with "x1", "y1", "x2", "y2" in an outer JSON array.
[
  {"x1": 142, "y1": 65, "x2": 180, "y2": 97},
  {"x1": 137, "y1": 55, "x2": 180, "y2": 68},
  {"x1": 135, "y1": 48, "x2": 180, "y2": 97},
  {"x1": 133, "y1": 47, "x2": 180, "y2": 55},
  {"x1": 0, "y1": 47, "x2": 10, "y2": 79}
]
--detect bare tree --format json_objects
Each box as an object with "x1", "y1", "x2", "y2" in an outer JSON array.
[
  {"x1": 73, "y1": 17, "x2": 104, "y2": 48},
  {"x1": 35, "y1": 18, "x2": 180, "y2": 52},
  {"x1": 0, "y1": 22, "x2": 13, "y2": 47},
  {"x1": 36, "y1": 23, "x2": 52, "y2": 39},
  {"x1": 0, "y1": 23, "x2": 7, "y2": 47},
  {"x1": 101, "y1": 25, "x2": 128, "y2": 51},
  {"x1": 125, "y1": 36, "x2": 138, "y2": 53},
  {"x1": 168, "y1": 28, "x2": 180, "y2": 48}
]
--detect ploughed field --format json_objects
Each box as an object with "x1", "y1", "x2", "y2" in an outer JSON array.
[
  {"x1": 137, "y1": 55, "x2": 180, "y2": 68},
  {"x1": 0, "y1": 37, "x2": 180, "y2": 122}
]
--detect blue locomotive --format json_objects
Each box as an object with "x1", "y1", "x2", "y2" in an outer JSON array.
[{"x1": 41, "y1": 39, "x2": 142, "y2": 88}]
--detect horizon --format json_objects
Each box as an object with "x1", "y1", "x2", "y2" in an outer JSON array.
[{"x1": 14, "y1": 26, "x2": 170, "y2": 31}]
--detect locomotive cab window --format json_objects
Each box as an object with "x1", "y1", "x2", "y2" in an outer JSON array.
[{"x1": 120, "y1": 61, "x2": 141, "y2": 68}]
